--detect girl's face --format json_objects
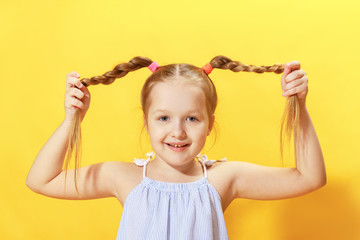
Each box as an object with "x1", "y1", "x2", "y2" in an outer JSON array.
[{"x1": 144, "y1": 81, "x2": 214, "y2": 167}]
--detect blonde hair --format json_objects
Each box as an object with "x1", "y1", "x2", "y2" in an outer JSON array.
[{"x1": 65, "y1": 56, "x2": 299, "y2": 193}]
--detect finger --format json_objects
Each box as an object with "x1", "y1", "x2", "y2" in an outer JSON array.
[
  {"x1": 284, "y1": 69, "x2": 306, "y2": 83},
  {"x1": 282, "y1": 83, "x2": 307, "y2": 97},
  {"x1": 283, "y1": 77, "x2": 304, "y2": 91},
  {"x1": 68, "y1": 88, "x2": 85, "y2": 100},
  {"x1": 281, "y1": 63, "x2": 293, "y2": 84},
  {"x1": 286, "y1": 60, "x2": 301, "y2": 71},
  {"x1": 80, "y1": 84, "x2": 91, "y2": 98},
  {"x1": 67, "y1": 98, "x2": 85, "y2": 110},
  {"x1": 66, "y1": 76, "x2": 84, "y2": 90},
  {"x1": 66, "y1": 71, "x2": 81, "y2": 79}
]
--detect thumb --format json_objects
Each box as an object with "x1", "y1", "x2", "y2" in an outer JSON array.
[
  {"x1": 281, "y1": 63, "x2": 293, "y2": 84},
  {"x1": 284, "y1": 62, "x2": 294, "y2": 76}
]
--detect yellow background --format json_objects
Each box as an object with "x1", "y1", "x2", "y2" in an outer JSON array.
[{"x1": 1, "y1": 0, "x2": 359, "y2": 239}]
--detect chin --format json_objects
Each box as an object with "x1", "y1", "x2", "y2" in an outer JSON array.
[{"x1": 159, "y1": 147, "x2": 197, "y2": 162}]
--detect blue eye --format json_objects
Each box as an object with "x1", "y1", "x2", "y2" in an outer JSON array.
[
  {"x1": 159, "y1": 116, "x2": 169, "y2": 121},
  {"x1": 187, "y1": 116, "x2": 197, "y2": 122}
]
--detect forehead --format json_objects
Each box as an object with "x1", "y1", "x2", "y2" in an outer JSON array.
[{"x1": 148, "y1": 82, "x2": 206, "y2": 114}]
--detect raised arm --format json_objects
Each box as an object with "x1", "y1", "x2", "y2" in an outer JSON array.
[
  {"x1": 26, "y1": 72, "x2": 119, "y2": 200},
  {"x1": 226, "y1": 61, "x2": 326, "y2": 200}
]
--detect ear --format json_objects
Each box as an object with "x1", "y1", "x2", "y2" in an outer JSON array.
[
  {"x1": 207, "y1": 115, "x2": 215, "y2": 136},
  {"x1": 143, "y1": 115, "x2": 148, "y2": 132}
]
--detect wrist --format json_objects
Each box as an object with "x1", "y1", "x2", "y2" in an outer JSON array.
[
  {"x1": 298, "y1": 98, "x2": 307, "y2": 108},
  {"x1": 63, "y1": 118, "x2": 74, "y2": 127}
]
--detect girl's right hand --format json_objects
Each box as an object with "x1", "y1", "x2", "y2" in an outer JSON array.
[{"x1": 64, "y1": 71, "x2": 91, "y2": 123}]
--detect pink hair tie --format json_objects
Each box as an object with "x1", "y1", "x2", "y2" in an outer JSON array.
[
  {"x1": 148, "y1": 61, "x2": 160, "y2": 73},
  {"x1": 202, "y1": 63, "x2": 213, "y2": 75}
]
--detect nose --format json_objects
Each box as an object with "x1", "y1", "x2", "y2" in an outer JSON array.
[{"x1": 171, "y1": 120, "x2": 187, "y2": 139}]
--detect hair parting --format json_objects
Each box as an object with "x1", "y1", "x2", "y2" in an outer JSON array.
[{"x1": 65, "y1": 55, "x2": 299, "y2": 193}]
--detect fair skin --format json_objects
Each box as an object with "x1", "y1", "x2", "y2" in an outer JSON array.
[
  {"x1": 142, "y1": 80, "x2": 214, "y2": 182},
  {"x1": 26, "y1": 61, "x2": 326, "y2": 212}
]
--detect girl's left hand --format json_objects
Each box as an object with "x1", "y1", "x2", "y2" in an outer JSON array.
[{"x1": 281, "y1": 61, "x2": 308, "y2": 105}]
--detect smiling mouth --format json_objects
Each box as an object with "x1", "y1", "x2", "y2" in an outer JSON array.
[{"x1": 166, "y1": 143, "x2": 190, "y2": 148}]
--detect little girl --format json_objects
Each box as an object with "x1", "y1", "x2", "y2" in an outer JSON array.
[{"x1": 26, "y1": 56, "x2": 326, "y2": 240}]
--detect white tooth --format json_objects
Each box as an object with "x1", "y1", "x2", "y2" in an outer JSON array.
[{"x1": 170, "y1": 144, "x2": 186, "y2": 148}]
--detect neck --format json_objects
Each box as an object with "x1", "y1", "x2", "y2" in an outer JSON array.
[{"x1": 150, "y1": 156, "x2": 202, "y2": 179}]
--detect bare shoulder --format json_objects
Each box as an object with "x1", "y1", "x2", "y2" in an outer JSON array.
[
  {"x1": 114, "y1": 161, "x2": 144, "y2": 184},
  {"x1": 206, "y1": 160, "x2": 239, "y2": 211},
  {"x1": 207, "y1": 159, "x2": 269, "y2": 182},
  {"x1": 110, "y1": 161, "x2": 144, "y2": 206},
  {"x1": 207, "y1": 160, "x2": 239, "y2": 183}
]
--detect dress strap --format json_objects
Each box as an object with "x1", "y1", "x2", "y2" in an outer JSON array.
[
  {"x1": 196, "y1": 154, "x2": 227, "y2": 178},
  {"x1": 134, "y1": 152, "x2": 227, "y2": 179},
  {"x1": 133, "y1": 152, "x2": 154, "y2": 178},
  {"x1": 142, "y1": 159, "x2": 150, "y2": 178},
  {"x1": 198, "y1": 159, "x2": 208, "y2": 178}
]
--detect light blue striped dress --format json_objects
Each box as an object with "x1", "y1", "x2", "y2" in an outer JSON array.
[{"x1": 116, "y1": 152, "x2": 229, "y2": 240}]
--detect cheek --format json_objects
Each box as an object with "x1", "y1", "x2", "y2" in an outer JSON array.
[
  {"x1": 148, "y1": 126, "x2": 166, "y2": 141},
  {"x1": 191, "y1": 125, "x2": 208, "y2": 140}
]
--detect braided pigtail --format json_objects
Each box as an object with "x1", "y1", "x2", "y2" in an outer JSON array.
[
  {"x1": 208, "y1": 55, "x2": 298, "y2": 166},
  {"x1": 208, "y1": 55, "x2": 284, "y2": 73},
  {"x1": 65, "y1": 56, "x2": 153, "y2": 193}
]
